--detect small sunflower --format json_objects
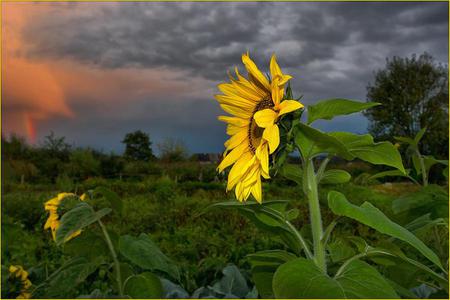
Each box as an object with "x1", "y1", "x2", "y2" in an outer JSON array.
[
  {"x1": 216, "y1": 53, "x2": 304, "y2": 202},
  {"x1": 44, "y1": 192, "x2": 86, "y2": 242},
  {"x1": 9, "y1": 265, "x2": 32, "y2": 299}
]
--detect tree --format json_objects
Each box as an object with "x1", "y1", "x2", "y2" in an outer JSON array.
[
  {"x1": 364, "y1": 53, "x2": 448, "y2": 158},
  {"x1": 66, "y1": 149, "x2": 101, "y2": 180},
  {"x1": 121, "y1": 130, "x2": 155, "y2": 161},
  {"x1": 157, "y1": 137, "x2": 188, "y2": 162}
]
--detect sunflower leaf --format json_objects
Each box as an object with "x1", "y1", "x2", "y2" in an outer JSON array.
[{"x1": 307, "y1": 98, "x2": 380, "y2": 124}]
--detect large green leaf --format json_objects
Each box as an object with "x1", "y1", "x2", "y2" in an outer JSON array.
[
  {"x1": 273, "y1": 258, "x2": 398, "y2": 298},
  {"x1": 319, "y1": 169, "x2": 351, "y2": 185},
  {"x1": 294, "y1": 123, "x2": 352, "y2": 159},
  {"x1": 123, "y1": 272, "x2": 163, "y2": 299},
  {"x1": 279, "y1": 164, "x2": 303, "y2": 186},
  {"x1": 55, "y1": 202, "x2": 111, "y2": 245},
  {"x1": 368, "y1": 169, "x2": 415, "y2": 182},
  {"x1": 307, "y1": 98, "x2": 380, "y2": 124},
  {"x1": 392, "y1": 185, "x2": 449, "y2": 219},
  {"x1": 63, "y1": 230, "x2": 109, "y2": 260},
  {"x1": 119, "y1": 234, "x2": 179, "y2": 280},
  {"x1": 46, "y1": 257, "x2": 101, "y2": 297},
  {"x1": 330, "y1": 132, "x2": 405, "y2": 173},
  {"x1": 208, "y1": 200, "x2": 306, "y2": 255},
  {"x1": 93, "y1": 186, "x2": 123, "y2": 215},
  {"x1": 328, "y1": 191, "x2": 443, "y2": 270},
  {"x1": 247, "y1": 250, "x2": 297, "y2": 298}
]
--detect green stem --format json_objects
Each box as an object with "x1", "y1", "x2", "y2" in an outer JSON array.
[
  {"x1": 285, "y1": 220, "x2": 313, "y2": 259},
  {"x1": 416, "y1": 150, "x2": 428, "y2": 186},
  {"x1": 303, "y1": 159, "x2": 326, "y2": 273},
  {"x1": 334, "y1": 249, "x2": 391, "y2": 278},
  {"x1": 316, "y1": 157, "x2": 331, "y2": 183},
  {"x1": 98, "y1": 219, "x2": 123, "y2": 296}
]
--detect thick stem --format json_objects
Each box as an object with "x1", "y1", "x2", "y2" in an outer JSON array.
[
  {"x1": 98, "y1": 220, "x2": 123, "y2": 296},
  {"x1": 303, "y1": 159, "x2": 326, "y2": 273}
]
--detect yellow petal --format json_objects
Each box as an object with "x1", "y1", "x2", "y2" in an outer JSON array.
[
  {"x1": 251, "y1": 177, "x2": 262, "y2": 203},
  {"x1": 218, "y1": 116, "x2": 249, "y2": 127},
  {"x1": 215, "y1": 94, "x2": 255, "y2": 110},
  {"x1": 278, "y1": 74, "x2": 292, "y2": 86},
  {"x1": 80, "y1": 193, "x2": 87, "y2": 201},
  {"x1": 227, "y1": 153, "x2": 254, "y2": 191},
  {"x1": 44, "y1": 197, "x2": 60, "y2": 208},
  {"x1": 220, "y1": 104, "x2": 252, "y2": 118},
  {"x1": 278, "y1": 100, "x2": 304, "y2": 116},
  {"x1": 263, "y1": 124, "x2": 280, "y2": 154},
  {"x1": 218, "y1": 83, "x2": 260, "y2": 102},
  {"x1": 57, "y1": 193, "x2": 75, "y2": 201},
  {"x1": 256, "y1": 144, "x2": 269, "y2": 176},
  {"x1": 233, "y1": 67, "x2": 266, "y2": 99},
  {"x1": 270, "y1": 54, "x2": 283, "y2": 79},
  {"x1": 217, "y1": 142, "x2": 248, "y2": 172},
  {"x1": 9, "y1": 265, "x2": 18, "y2": 273},
  {"x1": 224, "y1": 129, "x2": 248, "y2": 150},
  {"x1": 271, "y1": 77, "x2": 284, "y2": 106},
  {"x1": 242, "y1": 53, "x2": 270, "y2": 91},
  {"x1": 254, "y1": 109, "x2": 277, "y2": 128},
  {"x1": 226, "y1": 124, "x2": 245, "y2": 136}
]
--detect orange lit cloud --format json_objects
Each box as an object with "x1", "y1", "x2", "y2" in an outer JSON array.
[
  {"x1": 2, "y1": 4, "x2": 75, "y2": 143},
  {"x1": 2, "y1": 3, "x2": 212, "y2": 144}
]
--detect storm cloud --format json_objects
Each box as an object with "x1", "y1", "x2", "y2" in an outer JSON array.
[{"x1": 3, "y1": 2, "x2": 448, "y2": 153}]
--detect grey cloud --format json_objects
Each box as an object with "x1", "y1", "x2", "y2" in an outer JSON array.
[
  {"x1": 23, "y1": 2, "x2": 448, "y2": 81},
  {"x1": 14, "y1": 2, "x2": 449, "y2": 152}
]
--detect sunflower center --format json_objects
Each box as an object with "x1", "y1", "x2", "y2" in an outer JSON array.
[{"x1": 248, "y1": 96, "x2": 274, "y2": 154}]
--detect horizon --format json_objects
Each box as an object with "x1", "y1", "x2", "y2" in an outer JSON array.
[{"x1": 2, "y1": 2, "x2": 448, "y2": 154}]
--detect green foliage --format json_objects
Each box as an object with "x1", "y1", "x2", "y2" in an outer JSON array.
[
  {"x1": 44, "y1": 257, "x2": 102, "y2": 297},
  {"x1": 246, "y1": 250, "x2": 296, "y2": 298},
  {"x1": 208, "y1": 200, "x2": 307, "y2": 256},
  {"x1": 122, "y1": 130, "x2": 155, "y2": 162},
  {"x1": 66, "y1": 149, "x2": 101, "y2": 180},
  {"x1": 55, "y1": 202, "x2": 111, "y2": 245},
  {"x1": 329, "y1": 132, "x2": 405, "y2": 173},
  {"x1": 307, "y1": 98, "x2": 380, "y2": 124},
  {"x1": 328, "y1": 191, "x2": 443, "y2": 270},
  {"x1": 273, "y1": 258, "x2": 398, "y2": 298},
  {"x1": 123, "y1": 272, "x2": 163, "y2": 298},
  {"x1": 319, "y1": 169, "x2": 351, "y2": 185},
  {"x1": 392, "y1": 185, "x2": 449, "y2": 220},
  {"x1": 365, "y1": 53, "x2": 449, "y2": 158},
  {"x1": 119, "y1": 234, "x2": 180, "y2": 281},
  {"x1": 157, "y1": 137, "x2": 189, "y2": 163}
]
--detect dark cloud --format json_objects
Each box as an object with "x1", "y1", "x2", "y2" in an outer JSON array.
[
  {"x1": 23, "y1": 2, "x2": 448, "y2": 79},
  {"x1": 9, "y1": 2, "x2": 449, "y2": 152}
]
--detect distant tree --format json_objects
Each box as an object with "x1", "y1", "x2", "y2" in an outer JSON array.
[
  {"x1": 42, "y1": 131, "x2": 71, "y2": 160},
  {"x1": 364, "y1": 53, "x2": 448, "y2": 158},
  {"x1": 2, "y1": 134, "x2": 29, "y2": 160},
  {"x1": 67, "y1": 149, "x2": 100, "y2": 180},
  {"x1": 122, "y1": 130, "x2": 155, "y2": 161},
  {"x1": 158, "y1": 137, "x2": 188, "y2": 162}
]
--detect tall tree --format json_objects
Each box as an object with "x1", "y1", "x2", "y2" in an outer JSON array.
[
  {"x1": 364, "y1": 53, "x2": 448, "y2": 158},
  {"x1": 121, "y1": 130, "x2": 155, "y2": 161}
]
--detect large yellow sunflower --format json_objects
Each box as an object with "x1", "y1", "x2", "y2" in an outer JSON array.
[{"x1": 216, "y1": 53, "x2": 304, "y2": 203}]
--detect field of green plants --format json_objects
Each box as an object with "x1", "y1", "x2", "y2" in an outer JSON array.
[{"x1": 2, "y1": 155, "x2": 448, "y2": 298}]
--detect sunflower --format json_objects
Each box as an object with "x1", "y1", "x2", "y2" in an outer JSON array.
[
  {"x1": 216, "y1": 53, "x2": 304, "y2": 203},
  {"x1": 9, "y1": 265, "x2": 32, "y2": 299},
  {"x1": 44, "y1": 192, "x2": 86, "y2": 242}
]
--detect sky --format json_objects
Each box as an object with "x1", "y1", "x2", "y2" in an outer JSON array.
[{"x1": 2, "y1": 2, "x2": 448, "y2": 155}]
